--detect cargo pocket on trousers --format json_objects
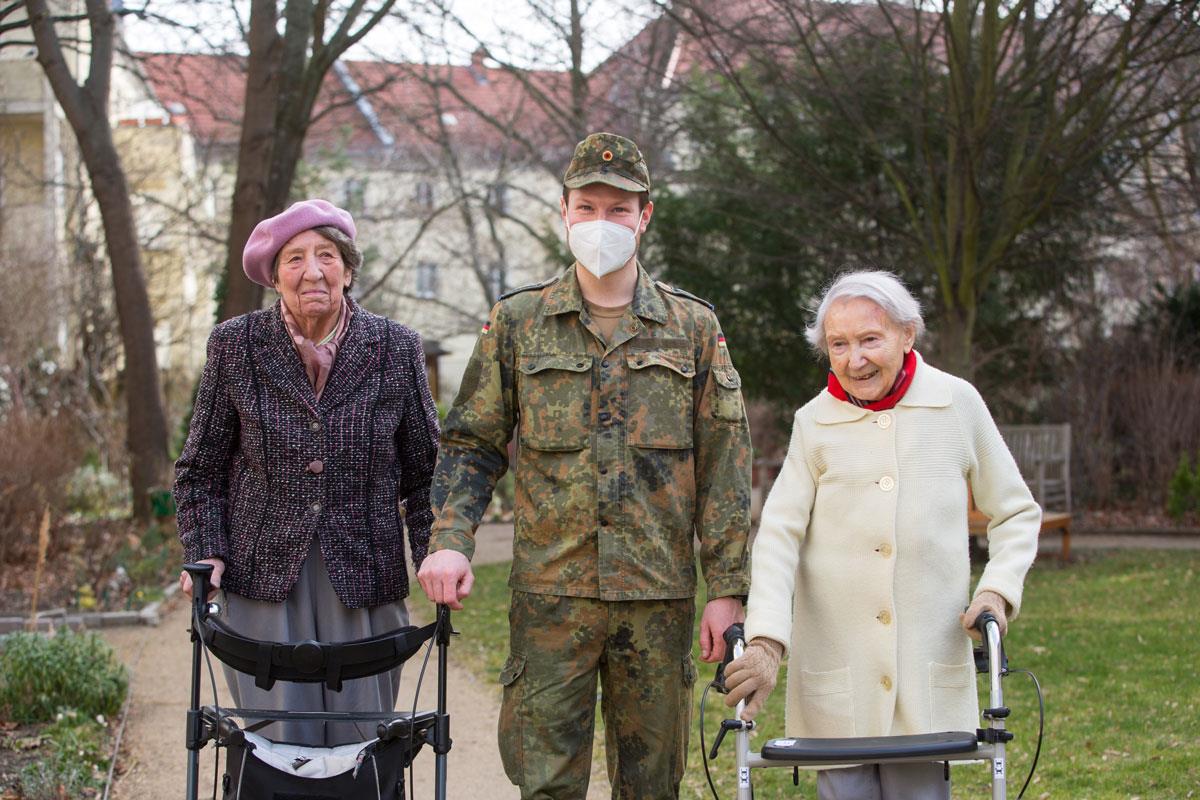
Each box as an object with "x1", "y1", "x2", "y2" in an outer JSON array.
[
  {"x1": 672, "y1": 655, "x2": 699, "y2": 786},
  {"x1": 498, "y1": 654, "x2": 527, "y2": 786},
  {"x1": 929, "y1": 661, "x2": 975, "y2": 732}
]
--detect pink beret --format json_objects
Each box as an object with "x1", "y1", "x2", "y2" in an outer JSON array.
[{"x1": 242, "y1": 199, "x2": 357, "y2": 288}]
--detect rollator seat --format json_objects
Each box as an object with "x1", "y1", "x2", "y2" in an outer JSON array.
[{"x1": 761, "y1": 731, "x2": 979, "y2": 762}]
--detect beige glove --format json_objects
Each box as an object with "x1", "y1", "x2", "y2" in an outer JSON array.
[
  {"x1": 961, "y1": 590, "x2": 1009, "y2": 641},
  {"x1": 723, "y1": 638, "x2": 784, "y2": 721}
]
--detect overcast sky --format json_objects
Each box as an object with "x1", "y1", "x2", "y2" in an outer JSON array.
[{"x1": 120, "y1": 0, "x2": 659, "y2": 71}]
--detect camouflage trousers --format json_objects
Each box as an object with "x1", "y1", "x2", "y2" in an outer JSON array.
[{"x1": 498, "y1": 592, "x2": 698, "y2": 800}]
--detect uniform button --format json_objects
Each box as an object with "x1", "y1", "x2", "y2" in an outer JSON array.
[
  {"x1": 311, "y1": 502, "x2": 322, "y2": 513},
  {"x1": 681, "y1": 365, "x2": 691, "y2": 374},
  {"x1": 877, "y1": 609, "x2": 892, "y2": 625},
  {"x1": 878, "y1": 413, "x2": 892, "y2": 429},
  {"x1": 310, "y1": 420, "x2": 321, "y2": 432},
  {"x1": 636, "y1": 358, "x2": 645, "y2": 366},
  {"x1": 881, "y1": 675, "x2": 893, "y2": 691},
  {"x1": 599, "y1": 467, "x2": 609, "y2": 475},
  {"x1": 602, "y1": 359, "x2": 610, "y2": 368},
  {"x1": 878, "y1": 543, "x2": 893, "y2": 557},
  {"x1": 576, "y1": 361, "x2": 586, "y2": 369},
  {"x1": 307, "y1": 459, "x2": 324, "y2": 474},
  {"x1": 598, "y1": 411, "x2": 611, "y2": 423},
  {"x1": 879, "y1": 476, "x2": 895, "y2": 492},
  {"x1": 600, "y1": 518, "x2": 610, "y2": 527}
]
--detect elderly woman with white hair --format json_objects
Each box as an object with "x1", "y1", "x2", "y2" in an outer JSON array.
[{"x1": 722, "y1": 271, "x2": 1040, "y2": 799}]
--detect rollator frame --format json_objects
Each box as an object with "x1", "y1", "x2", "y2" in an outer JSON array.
[
  {"x1": 182, "y1": 562, "x2": 453, "y2": 800},
  {"x1": 714, "y1": 612, "x2": 1010, "y2": 799}
]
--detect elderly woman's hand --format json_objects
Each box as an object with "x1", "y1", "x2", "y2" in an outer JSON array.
[
  {"x1": 179, "y1": 558, "x2": 225, "y2": 600},
  {"x1": 961, "y1": 590, "x2": 1008, "y2": 641},
  {"x1": 723, "y1": 637, "x2": 784, "y2": 721}
]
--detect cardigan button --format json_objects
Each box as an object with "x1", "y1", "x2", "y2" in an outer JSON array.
[
  {"x1": 880, "y1": 675, "x2": 893, "y2": 691},
  {"x1": 879, "y1": 476, "x2": 895, "y2": 492},
  {"x1": 877, "y1": 413, "x2": 892, "y2": 429},
  {"x1": 307, "y1": 460, "x2": 324, "y2": 474},
  {"x1": 878, "y1": 543, "x2": 893, "y2": 557},
  {"x1": 876, "y1": 609, "x2": 892, "y2": 625}
]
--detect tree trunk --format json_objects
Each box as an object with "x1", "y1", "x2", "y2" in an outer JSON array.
[
  {"x1": 25, "y1": 0, "x2": 171, "y2": 519},
  {"x1": 932, "y1": 302, "x2": 976, "y2": 381},
  {"x1": 218, "y1": 0, "x2": 282, "y2": 320}
]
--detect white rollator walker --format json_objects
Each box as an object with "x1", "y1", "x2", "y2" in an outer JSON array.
[{"x1": 704, "y1": 612, "x2": 1043, "y2": 799}]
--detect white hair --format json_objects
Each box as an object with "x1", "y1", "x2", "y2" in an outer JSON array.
[{"x1": 805, "y1": 270, "x2": 926, "y2": 355}]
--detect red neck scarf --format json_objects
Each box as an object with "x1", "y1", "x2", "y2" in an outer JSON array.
[{"x1": 826, "y1": 349, "x2": 918, "y2": 411}]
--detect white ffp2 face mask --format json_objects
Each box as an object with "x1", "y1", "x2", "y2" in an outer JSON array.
[{"x1": 567, "y1": 219, "x2": 638, "y2": 278}]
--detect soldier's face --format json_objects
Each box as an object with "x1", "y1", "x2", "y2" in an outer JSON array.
[
  {"x1": 823, "y1": 297, "x2": 915, "y2": 402},
  {"x1": 561, "y1": 184, "x2": 653, "y2": 240}
]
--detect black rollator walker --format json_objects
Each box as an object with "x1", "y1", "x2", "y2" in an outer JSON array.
[
  {"x1": 182, "y1": 563, "x2": 453, "y2": 800},
  {"x1": 705, "y1": 613, "x2": 1043, "y2": 799}
]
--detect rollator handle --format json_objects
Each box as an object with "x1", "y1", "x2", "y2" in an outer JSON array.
[
  {"x1": 974, "y1": 610, "x2": 998, "y2": 636},
  {"x1": 713, "y1": 622, "x2": 745, "y2": 694}
]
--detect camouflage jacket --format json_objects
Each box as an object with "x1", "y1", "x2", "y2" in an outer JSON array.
[{"x1": 429, "y1": 264, "x2": 752, "y2": 601}]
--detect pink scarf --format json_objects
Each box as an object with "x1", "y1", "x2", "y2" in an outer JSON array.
[{"x1": 280, "y1": 299, "x2": 353, "y2": 399}]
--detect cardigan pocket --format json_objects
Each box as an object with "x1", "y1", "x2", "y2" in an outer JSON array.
[
  {"x1": 796, "y1": 666, "x2": 856, "y2": 737},
  {"x1": 928, "y1": 661, "x2": 976, "y2": 732}
]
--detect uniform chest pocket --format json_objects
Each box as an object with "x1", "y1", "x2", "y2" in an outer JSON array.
[
  {"x1": 517, "y1": 353, "x2": 592, "y2": 451},
  {"x1": 626, "y1": 350, "x2": 695, "y2": 449}
]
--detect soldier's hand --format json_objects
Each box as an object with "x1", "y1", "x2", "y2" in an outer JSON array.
[
  {"x1": 699, "y1": 596, "x2": 744, "y2": 662},
  {"x1": 723, "y1": 637, "x2": 783, "y2": 721},
  {"x1": 417, "y1": 550, "x2": 475, "y2": 610}
]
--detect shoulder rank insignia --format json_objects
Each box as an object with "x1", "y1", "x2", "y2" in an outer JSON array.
[
  {"x1": 499, "y1": 275, "x2": 558, "y2": 301},
  {"x1": 655, "y1": 280, "x2": 715, "y2": 311}
]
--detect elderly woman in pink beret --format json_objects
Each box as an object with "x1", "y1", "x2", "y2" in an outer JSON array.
[{"x1": 174, "y1": 199, "x2": 440, "y2": 746}]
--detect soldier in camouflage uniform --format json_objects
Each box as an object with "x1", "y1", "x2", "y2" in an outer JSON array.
[{"x1": 418, "y1": 132, "x2": 752, "y2": 800}]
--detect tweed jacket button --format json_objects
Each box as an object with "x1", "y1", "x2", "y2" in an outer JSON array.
[
  {"x1": 879, "y1": 475, "x2": 895, "y2": 491},
  {"x1": 877, "y1": 413, "x2": 892, "y2": 429},
  {"x1": 310, "y1": 420, "x2": 321, "y2": 432},
  {"x1": 311, "y1": 502, "x2": 322, "y2": 513},
  {"x1": 307, "y1": 460, "x2": 324, "y2": 474}
]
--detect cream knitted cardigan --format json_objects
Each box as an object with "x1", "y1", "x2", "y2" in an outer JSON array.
[{"x1": 745, "y1": 353, "x2": 1040, "y2": 738}]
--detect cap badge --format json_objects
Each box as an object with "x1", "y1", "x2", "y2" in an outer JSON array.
[{"x1": 601, "y1": 150, "x2": 614, "y2": 161}]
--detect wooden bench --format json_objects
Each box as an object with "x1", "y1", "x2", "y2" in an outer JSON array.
[
  {"x1": 968, "y1": 502, "x2": 1074, "y2": 562},
  {"x1": 971, "y1": 423, "x2": 1074, "y2": 562}
]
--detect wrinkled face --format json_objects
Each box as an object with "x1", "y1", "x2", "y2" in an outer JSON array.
[
  {"x1": 560, "y1": 183, "x2": 653, "y2": 239},
  {"x1": 824, "y1": 296, "x2": 915, "y2": 402},
  {"x1": 273, "y1": 229, "x2": 350, "y2": 321}
]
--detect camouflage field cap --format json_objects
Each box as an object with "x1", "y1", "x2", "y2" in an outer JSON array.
[{"x1": 563, "y1": 132, "x2": 650, "y2": 193}]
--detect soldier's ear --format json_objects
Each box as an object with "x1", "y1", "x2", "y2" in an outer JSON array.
[{"x1": 638, "y1": 201, "x2": 654, "y2": 235}]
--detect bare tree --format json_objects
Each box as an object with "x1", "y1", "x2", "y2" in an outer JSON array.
[
  {"x1": 667, "y1": 0, "x2": 1200, "y2": 378},
  {"x1": 218, "y1": 0, "x2": 403, "y2": 320},
  {"x1": 23, "y1": 0, "x2": 170, "y2": 519}
]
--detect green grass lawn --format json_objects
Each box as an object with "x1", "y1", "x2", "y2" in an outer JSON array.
[{"x1": 443, "y1": 550, "x2": 1200, "y2": 799}]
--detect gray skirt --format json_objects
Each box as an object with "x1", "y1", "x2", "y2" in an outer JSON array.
[{"x1": 219, "y1": 537, "x2": 410, "y2": 747}]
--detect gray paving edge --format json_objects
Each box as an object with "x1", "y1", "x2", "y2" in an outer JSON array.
[{"x1": 0, "y1": 583, "x2": 178, "y2": 634}]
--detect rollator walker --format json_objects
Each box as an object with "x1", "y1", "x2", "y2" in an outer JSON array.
[
  {"x1": 706, "y1": 612, "x2": 1042, "y2": 799},
  {"x1": 181, "y1": 562, "x2": 454, "y2": 800}
]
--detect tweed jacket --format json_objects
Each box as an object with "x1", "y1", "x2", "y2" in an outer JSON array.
[
  {"x1": 744, "y1": 353, "x2": 1040, "y2": 739},
  {"x1": 174, "y1": 298, "x2": 439, "y2": 608}
]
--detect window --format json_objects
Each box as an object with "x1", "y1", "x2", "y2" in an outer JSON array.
[
  {"x1": 415, "y1": 180, "x2": 434, "y2": 209},
  {"x1": 486, "y1": 183, "x2": 509, "y2": 215},
  {"x1": 415, "y1": 261, "x2": 439, "y2": 299},
  {"x1": 342, "y1": 178, "x2": 366, "y2": 214},
  {"x1": 488, "y1": 261, "x2": 506, "y2": 300}
]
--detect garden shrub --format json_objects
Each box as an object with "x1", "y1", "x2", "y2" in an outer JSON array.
[
  {"x1": 1166, "y1": 453, "x2": 1200, "y2": 520},
  {"x1": 0, "y1": 628, "x2": 128, "y2": 724},
  {"x1": 15, "y1": 711, "x2": 108, "y2": 799}
]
